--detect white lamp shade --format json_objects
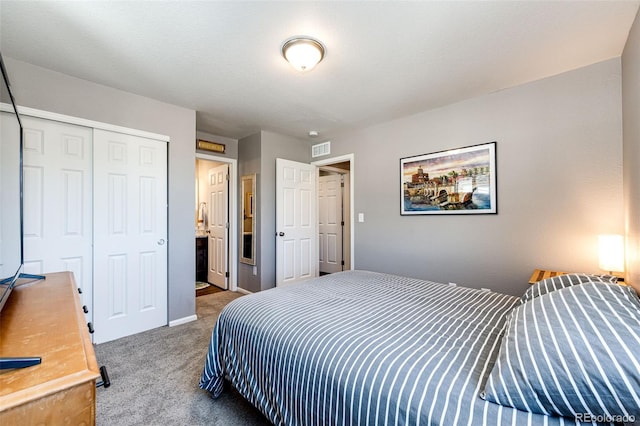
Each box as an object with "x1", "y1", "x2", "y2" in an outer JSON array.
[
  {"x1": 598, "y1": 234, "x2": 624, "y2": 273},
  {"x1": 282, "y1": 37, "x2": 325, "y2": 72}
]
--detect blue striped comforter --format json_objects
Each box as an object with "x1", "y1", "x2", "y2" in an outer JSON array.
[{"x1": 199, "y1": 270, "x2": 601, "y2": 425}]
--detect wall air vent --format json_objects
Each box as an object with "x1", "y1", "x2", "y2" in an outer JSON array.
[{"x1": 312, "y1": 141, "x2": 331, "y2": 158}]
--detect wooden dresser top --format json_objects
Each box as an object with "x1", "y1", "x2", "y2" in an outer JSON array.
[{"x1": 0, "y1": 272, "x2": 100, "y2": 411}]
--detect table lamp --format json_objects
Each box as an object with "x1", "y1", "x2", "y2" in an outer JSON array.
[{"x1": 598, "y1": 234, "x2": 624, "y2": 275}]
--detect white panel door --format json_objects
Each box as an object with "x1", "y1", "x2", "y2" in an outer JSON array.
[
  {"x1": 21, "y1": 116, "x2": 94, "y2": 312},
  {"x1": 276, "y1": 158, "x2": 316, "y2": 286},
  {"x1": 318, "y1": 173, "x2": 343, "y2": 274},
  {"x1": 93, "y1": 129, "x2": 168, "y2": 343},
  {"x1": 207, "y1": 164, "x2": 228, "y2": 289}
]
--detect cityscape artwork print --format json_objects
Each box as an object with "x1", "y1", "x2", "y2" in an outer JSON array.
[{"x1": 400, "y1": 142, "x2": 497, "y2": 215}]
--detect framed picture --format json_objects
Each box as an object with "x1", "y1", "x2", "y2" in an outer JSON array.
[{"x1": 400, "y1": 142, "x2": 497, "y2": 215}]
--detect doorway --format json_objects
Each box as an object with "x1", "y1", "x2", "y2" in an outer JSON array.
[
  {"x1": 275, "y1": 154, "x2": 354, "y2": 286},
  {"x1": 195, "y1": 155, "x2": 238, "y2": 293},
  {"x1": 313, "y1": 154, "x2": 354, "y2": 275}
]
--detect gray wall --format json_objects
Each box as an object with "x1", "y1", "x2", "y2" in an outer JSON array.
[
  {"x1": 236, "y1": 130, "x2": 310, "y2": 291},
  {"x1": 5, "y1": 58, "x2": 197, "y2": 322},
  {"x1": 7, "y1": 48, "x2": 631, "y2": 302},
  {"x1": 622, "y1": 9, "x2": 640, "y2": 292},
  {"x1": 237, "y1": 132, "x2": 262, "y2": 292},
  {"x1": 329, "y1": 58, "x2": 624, "y2": 296}
]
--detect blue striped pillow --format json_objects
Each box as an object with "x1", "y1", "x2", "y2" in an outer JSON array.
[
  {"x1": 521, "y1": 273, "x2": 618, "y2": 304},
  {"x1": 482, "y1": 282, "x2": 640, "y2": 420}
]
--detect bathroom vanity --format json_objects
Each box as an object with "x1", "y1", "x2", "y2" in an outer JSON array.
[{"x1": 196, "y1": 236, "x2": 208, "y2": 283}]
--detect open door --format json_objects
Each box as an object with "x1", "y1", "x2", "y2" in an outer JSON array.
[
  {"x1": 276, "y1": 158, "x2": 317, "y2": 286},
  {"x1": 207, "y1": 164, "x2": 228, "y2": 289}
]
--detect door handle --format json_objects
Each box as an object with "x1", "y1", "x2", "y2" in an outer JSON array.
[
  {"x1": 157, "y1": 239, "x2": 166, "y2": 245},
  {"x1": 278, "y1": 232, "x2": 285, "y2": 237}
]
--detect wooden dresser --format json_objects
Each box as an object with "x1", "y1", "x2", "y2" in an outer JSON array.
[{"x1": 0, "y1": 272, "x2": 100, "y2": 424}]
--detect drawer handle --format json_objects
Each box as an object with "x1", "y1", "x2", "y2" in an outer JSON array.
[
  {"x1": 87, "y1": 322, "x2": 94, "y2": 334},
  {"x1": 96, "y1": 365, "x2": 111, "y2": 388}
]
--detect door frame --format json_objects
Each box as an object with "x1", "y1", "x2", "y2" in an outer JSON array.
[
  {"x1": 196, "y1": 153, "x2": 237, "y2": 292},
  {"x1": 317, "y1": 171, "x2": 346, "y2": 273},
  {"x1": 312, "y1": 153, "x2": 355, "y2": 270},
  {"x1": 1, "y1": 104, "x2": 169, "y2": 142}
]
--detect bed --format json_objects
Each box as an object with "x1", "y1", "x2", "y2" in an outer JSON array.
[{"x1": 199, "y1": 270, "x2": 640, "y2": 425}]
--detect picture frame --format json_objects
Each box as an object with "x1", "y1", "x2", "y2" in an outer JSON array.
[{"x1": 400, "y1": 142, "x2": 497, "y2": 215}]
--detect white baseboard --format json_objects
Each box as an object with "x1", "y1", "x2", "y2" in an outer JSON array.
[
  {"x1": 169, "y1": 314, "x2": 197, "y2": 327},
  {"x1": 236, "y1": 288, "x2": 253, "y2": 295}
]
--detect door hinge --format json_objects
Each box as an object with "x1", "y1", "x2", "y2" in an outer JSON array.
[
  {"x1": 225, "y1": 272, "x2": 229, "y2": 278},
  {"x1": 341, "y1": 221, "x2": 344, "y2": 226},
  {"x1": 226, "y1": 174, "x2": 229, "y2": 181},
  {"x1": 225, "y1": 222, "x2": 229, "y2": 229},
  {"x1": 341, "y1": 260, "x2": 345, "y2": 266}
]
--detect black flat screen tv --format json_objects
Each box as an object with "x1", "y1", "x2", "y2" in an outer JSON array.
[
  {"x1": 0, "y1": 53, "x2": 43, "y2": 370},
  {"x1": 0, "y1": 52, "x2": 24, "y2": 312}
]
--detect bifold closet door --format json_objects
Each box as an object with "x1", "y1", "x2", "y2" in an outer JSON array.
[
  {"x1": 21, "y1": 117, "x2": 94, "y2": 314},
  {"x1": 92, "y1": 129, "x2": 168, "y2": 344}
]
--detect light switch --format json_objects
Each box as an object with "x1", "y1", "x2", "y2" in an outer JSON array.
[
  {"x1": 358, "y1": 213, "x2": 365, "y2": 223},
  {"x1": 252, "y1": 266, "x2": 257, "y2": 276}
]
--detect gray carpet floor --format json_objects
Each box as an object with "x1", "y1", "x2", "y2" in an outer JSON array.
[{"x1": 94, "y1": 291, "x2": 271, "y2": 426}]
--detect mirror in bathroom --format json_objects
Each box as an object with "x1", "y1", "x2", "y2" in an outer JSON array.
[{"x1": 240, "y1": 174, "x2": 256, "y2": 265}]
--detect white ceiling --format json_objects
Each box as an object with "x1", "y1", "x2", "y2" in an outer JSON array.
[{"x1": 1, "y1": 1, "x2": 638, "y2": 141}]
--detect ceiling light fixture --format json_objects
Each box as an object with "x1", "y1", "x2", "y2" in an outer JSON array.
[{"x1": 281, "y1": 36, "x2": 325, "y2": 72}]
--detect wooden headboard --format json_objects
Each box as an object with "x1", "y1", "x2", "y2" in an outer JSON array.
[{"x1": 528, "y1": 268, "x2": 626, "y2": 286}]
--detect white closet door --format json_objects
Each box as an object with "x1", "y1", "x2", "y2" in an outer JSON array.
[
  {"x1": 21, "y1": 116, "x2": 94, "y2": 313},
  {"x1": 93, "y1": 129, "x2": 168, "y2": 343}
]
